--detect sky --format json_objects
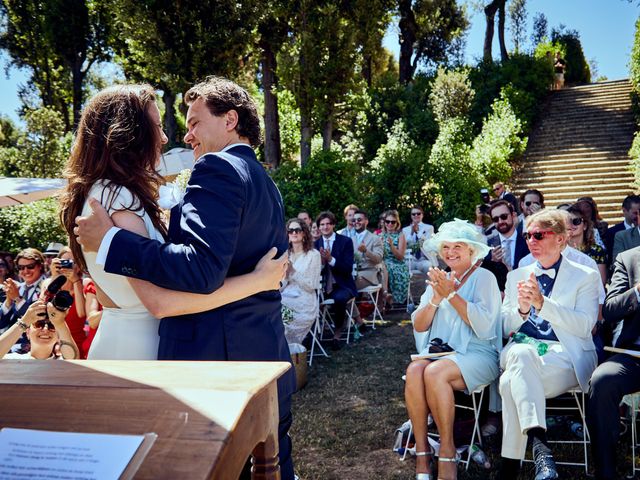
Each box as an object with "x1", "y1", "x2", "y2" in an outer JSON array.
[{"x1": 0, "y1": 0, "x2": 638, "y2": 125}]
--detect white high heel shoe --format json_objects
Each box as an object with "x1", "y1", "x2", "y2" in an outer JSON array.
[{"x1": 415, "y1": 449, "x2": 434, "y2": 480}]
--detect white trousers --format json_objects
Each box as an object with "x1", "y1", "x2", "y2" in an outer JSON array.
[{"x1": 499, "y1": 341, "x2": 578, "y2": 459}]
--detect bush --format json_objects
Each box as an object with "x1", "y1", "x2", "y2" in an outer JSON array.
[
  {"x1": 630, "y1": 17, "x2": 640, "y2": 121},
  {"x1": 629, "y1": 131, "x2": 640, "y2": 190},
  {"x1": 0, "y1": 198, "x2": 67, "y2": 253},
  {"x1": 427, "y1": 117, "x2": 483, "y2": 224},
  {"x1": 429, "y1": 67, "x2": 475, "y2": 124},
  {"x1": 468, "y1": 53, "x2": 553, "y2": 133},
  {"x1": 470, "y1": 92, "x2": 527, "y2": 184},
  {"x1": 363, "y1": 121, "x2": 438, "y2": 225},
  {"x1": 271, "y1": 149, "x2": 362, "y2": 222}
]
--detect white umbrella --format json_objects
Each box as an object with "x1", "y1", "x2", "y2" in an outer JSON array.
[
  {"x1": 158, "y1": 148, "x2": 196, "y2": 179},
  {"x1": 0, "y1": 177, "x2": 67, "y2": 208}
]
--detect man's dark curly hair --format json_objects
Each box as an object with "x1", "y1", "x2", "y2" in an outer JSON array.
[{"x1": 184, "y1": 76, "x2": 262, "y2": 147}]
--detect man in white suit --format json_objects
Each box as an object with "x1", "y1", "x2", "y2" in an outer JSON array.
[{"x1": 498, "y1": 209, "x2": 600, "y2": 480}]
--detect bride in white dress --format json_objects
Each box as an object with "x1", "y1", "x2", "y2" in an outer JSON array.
[{"x1": 60, "y1": 85, "x2": 285, "y2": 360}]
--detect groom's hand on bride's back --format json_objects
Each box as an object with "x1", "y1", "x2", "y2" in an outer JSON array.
[{"x1": 74, "y1": 198, "x2": 114, "y2": 252}]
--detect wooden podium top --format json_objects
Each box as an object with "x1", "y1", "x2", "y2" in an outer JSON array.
[{"x1": 0, "y1": 360, "x2": 290, "y2": 479}]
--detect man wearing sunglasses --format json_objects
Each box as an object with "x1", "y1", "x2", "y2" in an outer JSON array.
[
  {"x1": 484, "y1": 200, "x2": 530, "y2": 293},
  {"x1": 519, "y1": 189, "x2": 545, "y2": 220},
  {"x1": 0, "y1": 248, "x2": 46, "y2": 354},
  {"x1": 492, "y1": 182, "x2": 519, "y2": 214},
  {"x1": 498, "y1": 209, "x2": 600, "y2": 480},
  {"x1": 401, "y1": 206, "x2": 435, "y2": 275}
]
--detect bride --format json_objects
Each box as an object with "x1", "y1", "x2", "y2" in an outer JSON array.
[{"x1": 59, "y1": 85, "x2": 285, "y2": 359}]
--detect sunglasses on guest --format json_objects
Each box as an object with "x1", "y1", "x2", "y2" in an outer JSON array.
[
  {"x1": 411, "y1": 212, "x2": 422, "y2": 216},
  {"x1": 287, "y1": 228, "x2": 303, "y2": 234},
  {"x1": 384, "y1": 220, "x2": 397, "y2": 225},
  {"x1": 524, "y1": 201, "x2": 540, "y2": 207},
  {"x1": 570, "y1": 217, "x2": 584, "y2": 226},
  {"x1": 17, "y1": 263, "x2": 38, "y2": 271},
  {"x1": 491, "y1": 213, "x2": 510, "y2": 223},
  {"x1": 32, "y1": 320, "x2": 55, "y2": 331},
  {"x1": 523, "y1": 230, "x2": 555, "y2": 241}
]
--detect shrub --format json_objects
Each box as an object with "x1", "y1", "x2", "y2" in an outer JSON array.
[
  {"x1": 550, "y1": 28, "x2": 591, "y2": 84},
  {"x1": 629, "y1": 131, "x2": 640, "y2": 190},
  {"x1": 427, "y1": 117, "x2": 483, "y2": 224},
  {"x1": 470, "y1": 92, "x2": 527, "y2": 184},
  {"x1": 0, "y1": 198, "x2": 67, "y2": 253},
  {"x1": 363, "y1": 121, "x2": 438, "y2": 225},
  {"x1": 429, "y1": 67, "x2": 475, "y2": 124},
  {"x1": 630, "y1": 17, "x2": 640, "y2": 121}
]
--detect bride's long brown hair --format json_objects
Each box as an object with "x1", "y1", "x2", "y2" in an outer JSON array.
[{"x1": 59, "y1": 84, "x2": 168, "y2": 271}]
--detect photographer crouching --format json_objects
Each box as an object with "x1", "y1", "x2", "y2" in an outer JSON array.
[{"x1": 0, "y1": 295, "x2": 79, "y2": 360}]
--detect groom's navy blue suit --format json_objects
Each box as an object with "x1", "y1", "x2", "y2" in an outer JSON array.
[{"x1": 103, "y1": 144, "x2": 296, "y2": 477}]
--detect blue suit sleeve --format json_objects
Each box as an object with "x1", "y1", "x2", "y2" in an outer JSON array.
[
  {"x1": 332, "y1": 238, "x2": 354, "y2": 277},
  {"x1": 104, "y1": 155, "x2": 245, "y2": 294}
]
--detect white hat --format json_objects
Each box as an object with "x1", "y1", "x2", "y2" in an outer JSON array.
[
  {"x1": 44, "y1": 242, "x2": 64, "y2": 256},
  {"x1": 424, "y1": 219, "x2": 491, "y2": 262}
]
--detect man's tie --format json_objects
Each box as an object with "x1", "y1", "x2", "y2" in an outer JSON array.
[{"x1": 502, "y1": 239, "x2": 512, "y2": 269}]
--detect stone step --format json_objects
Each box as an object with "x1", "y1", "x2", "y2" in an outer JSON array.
[
  {"x1": 540, "y1": 110, "x2": 634, "y2": 122},
  {"x1": 541, "y1": 192, "x2": 634, "y2": 205},
  {"x1": 527, "y1": 134, "x2": 634, "y2": 146},
  {"x1": 512, "y1": 182, "x2": 633, "y2": 195},
  {"x1": 535, "y1": 121, "x2": 635, "y2": 132},
  {"x1": 516, "y1": 169, "x2": 633, "y2": 183},
  {"x1": 524, "y1": 150, "x2": 631, "y2": 162}
]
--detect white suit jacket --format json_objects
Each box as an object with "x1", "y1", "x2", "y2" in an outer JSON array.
[{"x1": 502, "y1": 257, "x2": 600, "y2": 391}]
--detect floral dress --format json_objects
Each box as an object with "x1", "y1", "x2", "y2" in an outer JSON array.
[{"x1": 380, "y1": 231, "x2": 410, "y2": 303}]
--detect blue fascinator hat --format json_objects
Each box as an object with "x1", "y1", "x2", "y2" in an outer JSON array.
[{"x1": 424, "y1": 218, "x2": 491, "y2": 263}]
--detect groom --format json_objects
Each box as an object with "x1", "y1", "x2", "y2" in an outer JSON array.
[{"x1": 75, "y1": 76, "x2": 296, "y2": 479}]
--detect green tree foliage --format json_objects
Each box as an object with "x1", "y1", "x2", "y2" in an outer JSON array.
[
  {"x1": 0, "y1": 0, "x2": 113, "y2": 130},
  {"x1": 469, "y1": 53, "x2": 553, "y2": 132},
  {"x1": 429, "y1": 67, "x2": 475, "y2": 124},
  {"x1": 630, "y1": 17, "x2": 640, "y2": 119},
  {"x1": 531, "y1": 12, "x2": 548, "y2": 47},
  {"x1": 398, "y1": 0, "x2": 468, "y2": 84},
  {"x1": 508, "y1": 0, "x2": 528, "y2": 53},
  {"x1": 0, "y1": 198, "x2": 67, "y2": 252},
  {"x1": 364, "y1": 121, "x2": 437, "y2": 223},
  {"x1": 629, "y1": 131, "x2": 640, "y2": 189},
  {"x1": 470, "y1": 92, "x2": 527, "y2": 184},
  {"x1": 428, "y1": 117, "x2": 482, "y2": 223},
  {"x1": 550, "y1": 27, "x2": 590, "y2": 84},
  {"x1": 271, "y1": 149, "x2": 362, "y2": 220},
  {"x1": 0, "y1": 116, "x2": 20, "y2": 148},
  {"x1": 0, "y1": 107, "x2": 72, "y2": 178}
]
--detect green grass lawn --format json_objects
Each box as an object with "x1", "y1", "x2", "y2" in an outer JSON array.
[{"x1": 290, "y1": 314, "x2": 635, "y2": 479}]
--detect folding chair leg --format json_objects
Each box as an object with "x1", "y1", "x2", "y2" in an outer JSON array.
[{"x1": 402, "y1": 422, "x2": 413, "y2": 461}]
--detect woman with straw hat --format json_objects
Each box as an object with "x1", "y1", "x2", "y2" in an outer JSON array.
[{"x1": 404, "y1": 219, "x2": 502, "y2": 480}]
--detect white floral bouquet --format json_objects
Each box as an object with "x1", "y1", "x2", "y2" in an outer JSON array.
[
  {"x1": 281, "y1": 305, "x2": 295, "y2": 325},
  {"x1": 158, "y1": 168, "x2": 192, "y2": 209}
]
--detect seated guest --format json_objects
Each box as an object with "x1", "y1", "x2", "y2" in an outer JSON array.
[
  {"x1": 587, "y1": 244, "x2": 640, "y2": 480},
  {"x1": 405, "y1": 219, "x2": 501, "y2": 480},
  {"x1": 612, "y1": 209, "x2": 640, "y2": 264},
  {"x1": 605, "y1": 194, "x2": 640, "y2": 263},
  {"x1": 379, "y1": 209, "x2": 409, "y2": 305},
  {"x1": 46, "y1": 247, "x2": 88, "y2": 358},
  {"x1": 1, "y1": 299, "x2": 79, "y2": 359},
  {"x1": 280, "y1": 219, "x2": 322, "y2": 344},
  {"x1": 519, "y1": 189, "x2": 545, "y2": 222},
  {"x1": 566, "y1": 202, "x2": 607, "y2": 285},
  {"x1": 337, "y1": 204, "x2": 359, "y2": 240},
  {"x1": 484, "y1": 200, "x2": 530, "y2": 293},
  {"x1": 297, "y1": 210, "x2": 313, "y2": 228},
  {"x1": 499, "y1": 209, "x2": 600, "y2": 480},
  {"x1": 315, "y1": 211, "x2": 357, "y2": 350},
  {"x1": 310, "y1": 222, "x2": 321, "y2": 243},
  {"x1": 402, "y1": 205, "x2": 436, "y2": 274},
  {"x1": 351, "y1": 209, "x2": 385, "y2": 331},
  {"x1": 577, "y1": 196, "x2": 607, "y2": 248},
  {"x1": 0, "y1": 248, "x2": 47, "y2": 353},
  {"x1": 493, "y1": 181, "x2": 519, "y2": 213}
]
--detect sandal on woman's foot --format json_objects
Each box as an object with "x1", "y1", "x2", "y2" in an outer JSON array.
[
  {"x1": 415, "y1": 450, "x2": 434, "y2": 480},
  {"x1": 437, "y1": 452, "x2": 460, "y2": 480}
]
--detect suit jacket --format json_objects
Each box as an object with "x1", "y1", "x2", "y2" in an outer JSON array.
[
  {"x1": 103, "y1": 144, "x2": 295, "y2": 399},
  {"x1": 603, "y1": 245, "x2": 640, "y2": 349},
  {"x1": 351, "y1": 230, "x2": 384, "y2": 285},
  {"x1": 315, "y1": 233, "x2": 357, "y2": 297},
  {"x1": 0, "y1": 276, "x2": 44, "y2": 331},
  {"x1": 606, "y1": 222, "x2": 627, "y2": 262},
  {"x1": 485, "y1": 223, "x2": 530, "y2": 290},
  {"x1": 502, "y1": 258, "x2": 600, "y2": 391},
  {"x1": 501, "y1": 191, "x2": 520, "y2": 214},
  {"x1": 612, "y1": 226, "x2": 640, "y2": 263}
]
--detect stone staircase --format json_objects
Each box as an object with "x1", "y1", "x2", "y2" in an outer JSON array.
[{"x1": 512, "y1": 79, "x2": 637, "y2": 225}]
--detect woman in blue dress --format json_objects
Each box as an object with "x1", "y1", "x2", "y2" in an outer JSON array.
[{"x1": 404, "y1": 219, "x2": 502, "y2": 480}]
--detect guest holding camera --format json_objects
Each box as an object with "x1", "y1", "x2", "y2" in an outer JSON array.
[
  {"x1": 46, "y1": 247, "x2": 87, "y2": 358},
  {"x1": 405, "y1": 219, "x2": 501, "y2": 480},
  {"x1": 1, "y1": 299, "x2": 79, "y2": 359},
  {"x1": 281, "y1": 219, "x2": 321, "y2": 344},
  {"x1": 498, "y1": 209, "x2": 600, "y2": 480}
]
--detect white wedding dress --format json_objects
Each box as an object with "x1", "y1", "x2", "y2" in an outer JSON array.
[{"x1": 83, "y1": 180, "x2": 164, "y2": 360}]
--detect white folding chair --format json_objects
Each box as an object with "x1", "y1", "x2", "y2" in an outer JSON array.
[
  {"x1": 318, "y1": 289, "x2": 356, "y2": 345},
  {"x1": 357, "y1": 284, "x2": 384, "y2": 329},
  {"x1": 401, "y1": 380, "x2": 488, "y2": 471},
  {"x1": 521, "y1": 388, "x2": 590, "y2": 474},
  {"x1": 625, "y1": 391, "x2": 640, "y2": 477},
  {"x1": 308, "y1": 289, "x2": 329, "y2": 366}
]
